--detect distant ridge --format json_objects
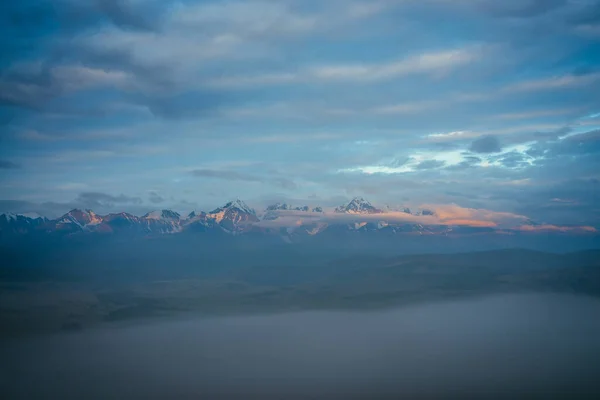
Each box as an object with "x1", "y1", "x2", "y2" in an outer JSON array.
[{"x1": 0, "y1": 197, "x2": 597, "y2": 242}]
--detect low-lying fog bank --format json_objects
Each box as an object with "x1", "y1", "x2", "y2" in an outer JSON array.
[{"x1": 2, "y1": 293, "x2": 600, "y2": 399}]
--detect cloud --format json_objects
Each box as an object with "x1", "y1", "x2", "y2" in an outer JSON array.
[
  {"x1": 95, "y1": 0, "x2": 162, "y2": 31},
  {"x1": 171, "y1": 0, "x2": 390, "y2": 38},
  {"x1": 1, "y1": 0, "x2": 598, "y2": 230},
  {"x1": 517, "y1": 224, "x2": 597, "y2": 233},
  {"x1": 469, "y1": 135, "x2": 502, "y2": 153},
  {"x1": 309, "y1": 48, "x2": 478, "y2": 82},
  {"x1": 0, "y1": 197, "x2": 156, "y2": 219},
  {"x1": 76, "y1": 192, "x2": 143, "y2": 207},
  {"x1": 526, "y1": 129, "x2": 600, "y2": 158},
  {"x1": 445, "y1": 156, "x2": 482, "y2": 170},
  {"x1": 490, "y1": 107, "x2": 580, "y2": 120},
  {"x1": 567, "y1": 1, "x2": 600, "y2": 25},
  {"x1": 210, "y1": 47, "x2": 481, "y2": 87},
  {"x1": 191, "y1": 169, "x2": 264, "y2": 182},
  {"x1": 371, "y1": 101, "x2": 440, "y2": 115},
  {"x1": 491, "y1": 151, "x2": 531, "y2": 169},
  {"x1": 148, "y1": 191, "x2": 165, "y2": 204},
  {"x1": 171, "y1": 1, "x2": 320, "y2": 36},
  {"x1": 191, "y1": 169, "x2": 296, "y2": 190},
  {"x1": 0, "y1": 63, "x2": 131, "y2": 108},
  {"x1": 257, "y1": 203, "x2": 531, "y2": 230},
  {"x1": 503, "y1": 73, "x2": 600, "y2": 93},
  {"x1": 415, "y1": 160, "x2": 446, "y2": 170},
  {"x1": 0, "y1": 160, "x2": 20, "y2": 169},
  {"x1": 427, "y1": 204, "x2": 528, "y2": 227},
  {"x1": 479, "y1": 0, "x2": 567, "y2": 18}
]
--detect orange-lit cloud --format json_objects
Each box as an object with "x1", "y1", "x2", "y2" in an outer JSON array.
[
  {"x1": 517, "y1": 224, "x2": 597, "y2": 233},
  {"x1": 440, "y1": 219, "x2": 497, "y2": 228},
  {"x1": 255, "y1": 203, "x2": 597, "y2": 234},
  {"x1": 421, "y1": 204, "x2": 527, "y2": 227}
]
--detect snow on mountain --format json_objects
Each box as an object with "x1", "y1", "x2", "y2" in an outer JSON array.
[
  {"x1": 335, "y1": 197, "x2": 382, "y2": 214},
  {"x1": 98, "y1": 212, "x2": 143, "y2": 234},
  {"x1": 3, "y1": 213, "x2": 30, "y2": 223},
  {"x1": 142, "y1": 210, "x2": 181, "y2": 221},
  {"x1": 206, "y1": 199, "x2": 259, "y2": 233},
  {"x1": 182, "y1": 211, "x2": 219, "y2": 232},
  {"x1": 141, "y1": 210, "x2": 182, "y2": 234},
  {"x1": 1, "y1": 197, "x2": 592, "y2": 241},
  {"x1": 262, "y1": 203, "x2": 320, "y2": 221},
  {"x1": 0, "y1": 213, "x2": 48, "y2": 236},
  {"x1": 58, "y1": 209, "x2": 102, "y2": 227},
  {"x1": 1, "y1": 212, "x2": 45, "y2": 221},
  {"x1": 215, "y1": 199, "x2": 255, "y2": 215},
  {"x1": 47, "y1": 209, "x2": 103, "y2": 234},
  {"x1": 186, "y1": 210, "x2": 207, "y2": 221}
]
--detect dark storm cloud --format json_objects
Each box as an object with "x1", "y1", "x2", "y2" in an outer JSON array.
[
  {"x1": 0, "y1": 160, "x2": 20, "y2": 169},
  {"x1": 469, "y1": 135, "x2": 502, "y2": 154}
]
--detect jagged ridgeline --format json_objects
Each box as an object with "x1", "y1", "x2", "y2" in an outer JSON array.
[{"x1": 0, "y1": 197, "x2": 596, "y2": 246}]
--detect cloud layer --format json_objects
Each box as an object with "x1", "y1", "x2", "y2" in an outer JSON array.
[{"x1": 0, "y1": 0, "x2": 599, "y2": 229}]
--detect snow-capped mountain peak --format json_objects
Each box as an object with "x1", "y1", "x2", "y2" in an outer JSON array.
[
  {"x1": 187, "y1": 210, "x2": 207, "y2": 220},
  {"x1": 140, "y1": 210, "x2": 181, "y2": 234},
  {"x1": 143, "y1": 210, "x2": 181, "y2": 220},
  {"x1": 206, "y1": 199, "x2": 258, "y2": 232},
  {"x1": 1, "y1": 212, "x2": 46, "y2": 223},
  {"x1": 335, "y1": 197, "x2": 382, "y2": 214},
  {"x1": 59, "y1": 209, "x2": 102, "y2": 227},
  {"x1": 2, "y1": 213, "x2": 21, "y2": 222},
  {"x1": 212, "y1": 199, "x2": 255, "y2": 215}
]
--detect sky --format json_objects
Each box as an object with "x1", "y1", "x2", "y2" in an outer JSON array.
[{"x1": 0, "y1": 0, "x2": 599, "y2": 227}]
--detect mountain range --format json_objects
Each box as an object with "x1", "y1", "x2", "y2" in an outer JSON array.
[{"x1": 0, "y1": 197, "x2": 596, "y2": 243}]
